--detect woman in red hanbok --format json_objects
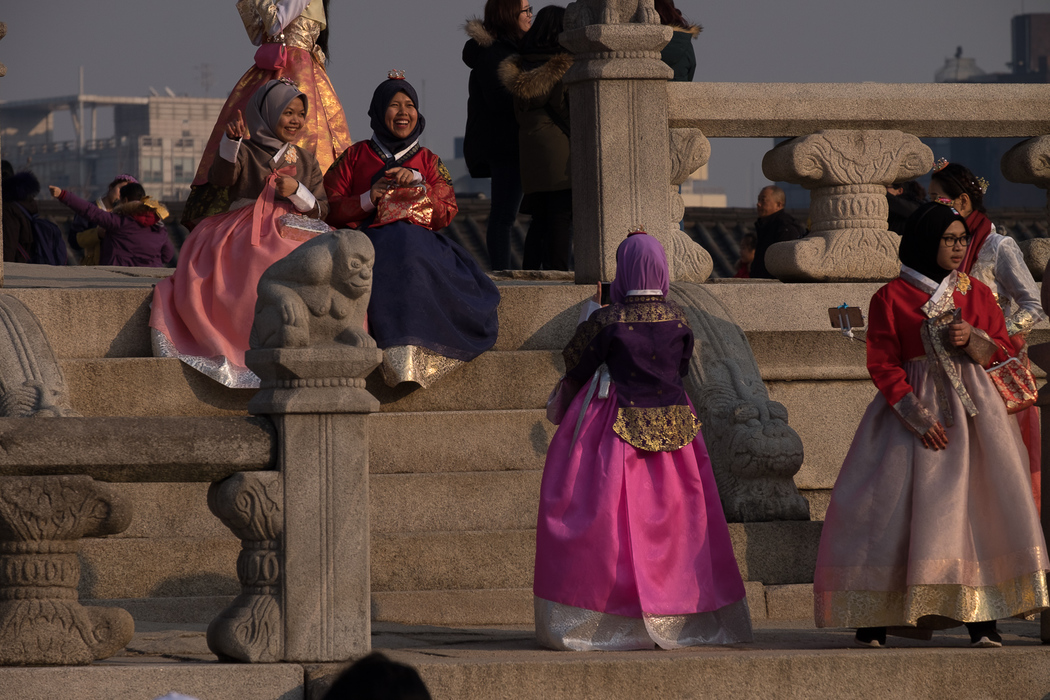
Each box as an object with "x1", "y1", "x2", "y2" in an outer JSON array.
[
  {"x1": 151, "y1": 79, "x2": 328, "y2": 388},
  {"x1": 533, "y1": 232, "x2": 752, "y2": 651},
  {"x1": 324, "y1": 74, "x2": 499, "y2": 388},
  {"x1": 183, "y1": 0, "x2": 351, "y2": 226},
  {"x1": 814, "y1": 202, "x2": 1049, "y2": 648}
]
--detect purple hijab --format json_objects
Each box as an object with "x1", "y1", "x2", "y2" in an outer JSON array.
[{"x1": 610, "y1": 233, "x2": 670, "y2": 304}]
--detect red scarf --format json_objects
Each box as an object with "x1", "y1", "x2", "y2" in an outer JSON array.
[{"x1": 961, "y1": 210, "x2": 993, "y2": 274}]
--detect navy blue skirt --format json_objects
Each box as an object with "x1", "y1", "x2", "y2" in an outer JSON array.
[{"x1": 364, "y1": 221, "x2": 499, "y2": 361}]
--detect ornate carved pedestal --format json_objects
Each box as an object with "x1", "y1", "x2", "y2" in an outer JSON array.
[
  {"x1": 0, "y1": 475, "x2": 133, "y2": 665},
  {"x1": 1002, "y1": 136, "x2": 1050, "y2": 279},
  {"x1": 208, "y1": 347, "x2": 382, "y2": 664},
  {"x1": 762, "y1": 130, "x2": 932, "y2": 282}
]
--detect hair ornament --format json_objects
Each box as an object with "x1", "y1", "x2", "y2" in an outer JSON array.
[
  {"x1": 387, "y1": 69, "x2": 406, "y2": 80},
  {"x1": 276, "y1": 77, "x2": 299, "y2": 89},
  {"x1": 975, "y1": 176, "x2": 990, "y2": 195},
  {"x1": 627, "y1": 226, "x2": 647, "y2": 236},
  {"x1": 933, "y1": 157, "x2": 949, "y2": 173}
]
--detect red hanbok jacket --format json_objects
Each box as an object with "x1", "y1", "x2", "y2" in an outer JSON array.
[{"x1": 323, "y1": 141, "x2": 457, "y2": 231}]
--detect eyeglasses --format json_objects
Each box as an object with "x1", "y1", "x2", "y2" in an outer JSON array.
[
  {"x1": 520, "y1": 5, "x2": 533, "y2": 16},
  {"x1": 940, "y1": 235, "x2": 970, "y2": 248}
]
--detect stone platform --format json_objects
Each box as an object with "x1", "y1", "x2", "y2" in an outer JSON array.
[{"x1": 2, "y1": 617, "x2": 1048, "y2": 700}]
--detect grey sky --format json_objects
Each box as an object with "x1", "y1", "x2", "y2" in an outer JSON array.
[{"x1": 1, "y1": 1, "x2": 1046, "y2": 205}]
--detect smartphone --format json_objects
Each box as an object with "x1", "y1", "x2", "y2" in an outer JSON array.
[
  {"x1": 952, "y1": 308, "x2": 962, "y2": 323},
  {"x1": 600, "y1": 282, "x2": 612, "y2": 306}
]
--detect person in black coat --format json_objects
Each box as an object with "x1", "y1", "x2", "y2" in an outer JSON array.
[
  {"x1": 655, "y1": 0, "x2": 701, "y2": 82},
  {"x1": 463, "y1": 0, "x2": 533, "y2": 270},
  {"x1": 751, "y1": 185, "x2": 804, "y2": 279}
]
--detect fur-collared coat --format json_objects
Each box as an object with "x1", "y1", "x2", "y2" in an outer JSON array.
[
  {"x1": 462, "y1": 19, "x2": 521, "y2": 178},
  {"x1": 498, "y1": 51, "x2": 572, "y2": 195}
]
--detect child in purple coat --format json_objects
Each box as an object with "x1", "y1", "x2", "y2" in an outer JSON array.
[{"x1": 49, "y1": 183, "x2": 173, "y2": 267}]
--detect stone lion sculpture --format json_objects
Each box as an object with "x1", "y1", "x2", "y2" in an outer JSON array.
[
  {"x1": 564, "y1": 0, "x2": 659, "y2": 29},
  {"x1": 670, "y1": 283, "x2": 810, "y2": 522},
  {"x1": 249, "y1": 229, "x2": 377, "y2": 350}
]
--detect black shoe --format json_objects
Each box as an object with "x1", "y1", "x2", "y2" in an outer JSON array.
[
  {"x1": 855, "y1": 627, "x2": 887, "y2": 647},
  {"x1": 966, "y1": 621, "x2": 1002, "y2": 648}
]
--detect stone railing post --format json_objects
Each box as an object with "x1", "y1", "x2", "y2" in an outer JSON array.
[
  {"x1": 1002, "y1": 136, "x2": 1050, "y2": 278},
  {"x1": 0, "y1": 475, "x2": 133, "y2": 664},
  {"x1": 208, "y1": 346, "x2": 382, "y2": 664},
  {"x1": 218, "y1": 347, "x2": 381, "y2": 664},
  {"x1": 762, "y1": 130, "x2": 932, "y2": 282},
  {"x1": 560, "y1": 12, "x2": 675, "y2": 284}
]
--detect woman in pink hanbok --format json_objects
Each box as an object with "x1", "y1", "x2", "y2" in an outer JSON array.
[
  {"x1": 533, "y1": 232, "x2": 753, "y2": 651},
  {"x1": 150, "y1": 79, "x2": 328, "y2": 388}
]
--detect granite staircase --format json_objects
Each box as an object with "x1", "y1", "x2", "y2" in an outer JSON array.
[{"x1": 5, "y1": 274, "x2": 858, "y2": 627}]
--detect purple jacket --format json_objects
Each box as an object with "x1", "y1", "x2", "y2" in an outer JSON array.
[{"x1": 58, "y1": 191, "x2": 173, "y2": 267}]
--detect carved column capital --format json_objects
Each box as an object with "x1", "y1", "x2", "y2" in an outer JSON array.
[
  {"x1": 1002, "y1": 136, "x2": 1050, "y2": 189},
  {"x1": 1002, "y1": 136, "x2": 1050, "y2": 282},
  {"x1": 760, "y1": 130, "x2": 933, "y2": 282},
  {"x1": 0, "y1": 476, "x2": 133, "y2": 665}
]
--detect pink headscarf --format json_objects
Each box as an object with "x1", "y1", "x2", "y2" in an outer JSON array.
[{"x1": 610, "y1": 232, "x2": 669, "y2": 304}]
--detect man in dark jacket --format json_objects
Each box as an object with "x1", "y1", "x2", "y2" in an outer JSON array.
[{"x1": 751, "y1": 185, "x2": 804, "y2": 279}]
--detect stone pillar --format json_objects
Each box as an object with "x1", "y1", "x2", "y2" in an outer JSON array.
[
  {"x1": 0, "y1": 475, "x2": 133, "y2": 665},
  {"x1": 762, "y1": 130, "x2": 932, "y2": 282},
  {"x1": 243, "y1": 346, "x2": 382, "y2": 663},
  {"x1": 1002, "y1": 136, "x2": 1050, "y2": 280},
  {"x1": 561, "y1": 21, "x2": 675, "y2": 284}
]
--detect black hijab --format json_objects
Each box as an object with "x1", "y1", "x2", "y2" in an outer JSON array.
[
  {"x1": 899, "y1": 201, "x2": 969, "y2": 283},
  {"x1": 367, "y1": 77, "x2": 426, "y2": 156}
]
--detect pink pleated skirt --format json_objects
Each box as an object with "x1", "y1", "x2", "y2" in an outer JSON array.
[
  {"x1": 149, "y1": 199, "x2": 305, "y2": 388},
  {"x1": 534, "y1": 381, "x2": 752, "y2": 650}
]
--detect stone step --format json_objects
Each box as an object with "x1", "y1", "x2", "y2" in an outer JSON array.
[
  {"x1": 390, "y1": 623, "x2": 1050, "y2": 700},
  {"x1": 5, "y1": 282, "x2": 591, "y2": 359},
  {"x1": 80, "y1": 522, "x2": 822, "y2": 602},
  {"x1": 60, "y1": 350, "x2": 562, "y2": 416},
  {"x1": 0, "y1": 663, "x2": 303, "y2": 700}
]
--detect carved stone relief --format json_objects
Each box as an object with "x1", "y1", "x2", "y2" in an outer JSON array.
[
  {"x1": 762, "y1": 130, "x2": 933, "y2": 282},
  {"x1": 0, "y1": 476, "x2": 133, "y2": 664},
  {"x1": 0, "y1": 294, "x2": 79, "y2": 418},
  {"x1": 653, "y1": 128, "x2": 713, "y2": 283},
  {"x1": 670, "y1": 283, "x2": 810, "y2": 522},
  {"x1": 564, "y1": 0, "x2": 660, "y2": 30},
  {"x1": 207, "y1": 472, "x2": 283, "y2": 663}
]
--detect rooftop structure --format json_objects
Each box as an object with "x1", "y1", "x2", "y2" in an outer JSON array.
[{"x1": 0, "y1": 92, "x2": 224, "y2": 201}]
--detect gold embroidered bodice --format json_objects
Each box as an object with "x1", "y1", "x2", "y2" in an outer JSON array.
[{"x1": 237, "y1": 0, "x2": 327, "y2": 64}]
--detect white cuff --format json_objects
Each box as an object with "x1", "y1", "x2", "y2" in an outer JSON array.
[
  {"x1": 359, "y1": 191, "x2": 376, "y2": 213},
  {"x1": 407, "y1": 168, "x2": 423, "y2": 185},
  {"x1": 288, "y1": 182, "x2": 317, "y2": 213},
  {"x1": 272, "y1": 0, "x2": 310, "y2": 35},
  {"x1": 578, "y1": 299, "x2": 602, "y2": 324},
  {"x1": 219, "y1": 134, "x2": 241, "y2": 163}
]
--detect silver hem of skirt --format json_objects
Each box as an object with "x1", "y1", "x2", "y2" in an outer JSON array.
[
  {"x1": 534, "y1": 596, "x2": 754, "y2": 651},
  {"x1": 379, "y1": 345, "x2": 462, "y2": 388},
  {"x1": 151, "y1": 328, "x2": 261, "y2": 389}
]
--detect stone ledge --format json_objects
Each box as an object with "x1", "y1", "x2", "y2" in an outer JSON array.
[
  {"x1": 669, "y1": 82, "x2": 1050, "y2": 137},
  {"x1": 0, "y1": 664, "x2": 304, "y2": 700},
  {"x1": 0, "y1": 416, "x2": 275, "y2": 481}
]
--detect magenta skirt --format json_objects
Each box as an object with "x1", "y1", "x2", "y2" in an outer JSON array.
[{"x1": 534, "y1": 381, "x2": 751, "y2": 649}]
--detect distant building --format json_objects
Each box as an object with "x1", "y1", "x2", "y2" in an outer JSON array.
[{"x1": 1, "y1": 93, "x2": 225, "y2": 201}]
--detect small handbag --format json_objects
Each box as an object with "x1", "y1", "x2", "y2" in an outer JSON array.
[
  {"x1": 372, "y1": 185, "x2": 434, "y2": 228},
  {"x1": 254, "y1": 40, "x2": 288, "y2": 74},
  {"x1": 986, "y1": 352, "x2": 1038, "y2": 414}
]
